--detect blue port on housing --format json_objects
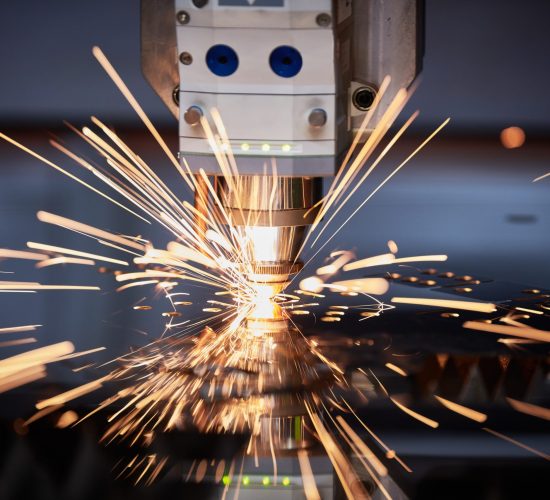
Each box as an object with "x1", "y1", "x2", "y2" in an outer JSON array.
[
  {"x1": 206, "y1": 44, "x2": 239, "y2": 77},
  {"x1": 269, "y1": 46, "x2": 302, "y2": 78}
]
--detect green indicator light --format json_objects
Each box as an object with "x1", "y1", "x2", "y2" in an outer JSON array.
[
  {"x1": 282, "y1": 477, "x2": 291, "y2": 486},
  {"x1": 222, "y1": 475, "x2": 231, "y2": 486},
  {"x1": 242, "y1": 476, "x2": 250, "y2": 486},
  {"x1": 262, "y1": 476, "x2": 270, "y2": 486}
]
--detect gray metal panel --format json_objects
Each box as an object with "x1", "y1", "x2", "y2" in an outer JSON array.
[
  {"x1": 140, "y1": 0, "x2": 179, "y2": 119},
  {"x1": 181, "y1": 153, "x2": 336, "y2": 177},
  {"x1": 351, "y1": 0, "x2": 423, "y2": 131}
]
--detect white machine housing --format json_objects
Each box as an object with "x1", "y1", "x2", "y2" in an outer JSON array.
[{"x1": 175, "y1": 0, "x2": 352, "y2": 176}]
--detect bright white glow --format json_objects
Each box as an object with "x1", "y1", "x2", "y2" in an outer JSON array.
[
  {"x1": 300, "y1": 276, "x2": 324, "y2": 294},
  {"x1": 240, "y1": 143, "x2": 250, "y2": 151},
  {"x1": 261, "y1": 143, "x2": 270, "y2": 152},
  {"x1": 281, "y1": 144, "x2": 291, "y2": 152},
  {"x1": 246, "y1": 226, "x2": 279, "y2": 262},
  {"x1": 248, "y1": 283, "x2": 279, "y2": 319}
]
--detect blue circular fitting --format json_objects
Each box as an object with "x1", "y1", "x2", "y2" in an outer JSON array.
[
  {"x1": 269, "y1": 46, "x2": 302, "y2": 78},
  {"x1": 206, "y1": 44, "x2": 239, "y2": 77}
]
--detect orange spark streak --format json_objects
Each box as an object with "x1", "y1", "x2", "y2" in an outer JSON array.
[
  {"x1": 0, "y1": 341, "x2": 74, "y2": 374},
  {"x1": 307, "y1": 408, "x2": 369, "y2": 499},
  {"x1": 533, "y1": 171, "x2": 550, "y2": 183},
  {"x1": 0, "y1": 248, "x2": 47, "y2": 261},
  {"x1": 49, "y1": 139, "x2": 150, "y2": 223},
  {"x1": 385, "y1": 363, "x2": 407, "y2": 377},
  {"x1": 0, "y1": 366, "x2": 46, "y2": 394},
  {"x1": 392, "y1": 297, "x2": 497, "y2": 313},
  {"x1": 37, "y1": 211, "x2": 145, "y2": 251},
  {"x1": 0, "y1": 132, "x2": 148, "y2": 222},
  {"x1": 346, "y1": 254, "x2": 448, "y2": 271},
  {"x1": 91, "y1": 46, "x2": 194, "y2": 191},
  {"x1": 0, "y1": 284, "x2": 100, "y2": 291},
  {"x1": 329, "y1": 278, "x2": 389, "y2": 295},
  {"x1": 28, "y1": 241, "x2": 128, "y2": 266},
  {"x1": 343, "y1": 253, "x2": 395, "y2": 271},
  {"x1": 25, "y1": 404, "x2": 64, "y2": 425},
  {"x1": 36, "y1": 375, "x2": 109, "y2": 410},
  {"x1": 0, "y1": 338, "x2": 37, "y2": 348},
  {"x1": 390, "y1": 397, "x2": 439, "y2": 428},
  {"x1": 116, "y1": 280, "x2": 159, "y2": 292},
  {"x1": 506, "y1": 398, "x2": 550, "y2": 421},
  {"x1": 482, "y1": 427, "x2": 550, "y2": 461},
  {"x1": 336, "y1": 416, "x2": 388, "y2": 477},
  {"x1": 35, "y1": 257, "x2": 95, "y2": 268},
  {"x1": 463, "y1": 321, "x2": 550, "y2": 343},
  {"x1": 293, "y1": 118, "x2": 450, "y2": 281},
  {"x1": 297, "y1": 450, "x2": 322, "y2": 500},
  {"x1": 435, "y1": 395, "x2": 487, "y2": 423},
  {"x1": 0, "y1": 325, "x2": 41, "y2": 334},
  {"x1": 514, "y1": 306, "x2": 544, "y2": 315}
]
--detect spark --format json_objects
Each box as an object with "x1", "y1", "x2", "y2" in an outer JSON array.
[
  {"x1": 344, "y1": 253, "x2": 448, "y2": 272},
  {"x1": 0, "y1": 325, "x2": 42, "y2": 334},
  {"x1": 434, "y1": 395, "x2": 487, "y2": 423},
  {"x1": 0, "y1": 284, "x2": 100, "y2": 291},
  {"x1": 463, "y1": 321, "x2": 550, "y2": 342},
  {"x1": 533, "y1": 171, "x2": 550, "y2": 182},
  {"x1": 328, "y1": 278, "x2": 389, "y2": 295},
  {"x1": 0, "y1": 338, "x2": 37, "y2": 348},
  {"x1": 27, "y1": 241, "x2": 128, "y2": 266},
  {"x1": 297, "y1": 451, "x2": 322, "y2": 500},
  {"x1": 306, "y1": 407, "x2": 369, "y2": 499},
  {"x1": 116, "y1": 280, "x2": 159, "y2": 292},
  {"x1": 513, "y1": 306, "x2": 544, "y2": 315},
  {"x1": 37, "y1": 211, "x2": 145, "y2": 251},
  {"x1": 56, "y1": 410, "x2": 79, "y2": 428},
  {"x1": 385, "y1": 362, "x2": 407, "y2": 377},
  {"x1": 0, "y1": 43, "x2": 471, "y2": 491},
  {"x1": 392, "y1": 297, "x2": 497, "y2": 313},
  {"x1": 387, "y1": 240, "x2": 398, "y2": 254},
  {"x1": 335, "y1": 416, "x2": 388, "y2": 477},
  {"x1": 0, "y1": 341, "x2": 75, "y2": 394},
  {"x1": 500, "y1": 126, "x2": 525, "y2": 149},
  {"x1": 482, "y1": 427, "x2": 549, "y2": 461},
  {"x1": 35, "y1": 257, "x2": 96, "y2": 268},
  {"x1": 506, "y1": 398, "x2": 550, "y2": 421},
  {"x1": 36, "y1": 375, "x2": 109, "y2": 410},
  {"x1": 390, "y1": 397, "x2": 439, "y2": 428},
  {"x1": 0, "y1": 132, "x2": 148, "y2": 222},
  {"x1": 0, "y1": 248, "x2": 48, "y2": 261}
]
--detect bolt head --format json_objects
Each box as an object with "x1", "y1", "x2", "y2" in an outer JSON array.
[
  {"x1": 308, "y1": 108, "x2": 327, "y2": 128},
  {"x1": 316, "y1": 13, "x2": 332, "y2": 27},
  {"x1": 172, "y1": 85, "x2": 180, "y2": 106},
  {"x1": 184, "y1": 106, "x2": 203, "y2": 126},
  {"x1": 176, "y1": 10, "x2": 190, "y2": 24},
  {"x1": 352, "y1": 86, "x2": 377, "y2": 111},
  {"x1": 179, "y1": 52, "x2": 193, "y2": 65}
]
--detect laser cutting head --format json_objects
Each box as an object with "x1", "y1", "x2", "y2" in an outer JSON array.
[{"x1": 141, "y1": 0, "x2": 423, "y2": 290}]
